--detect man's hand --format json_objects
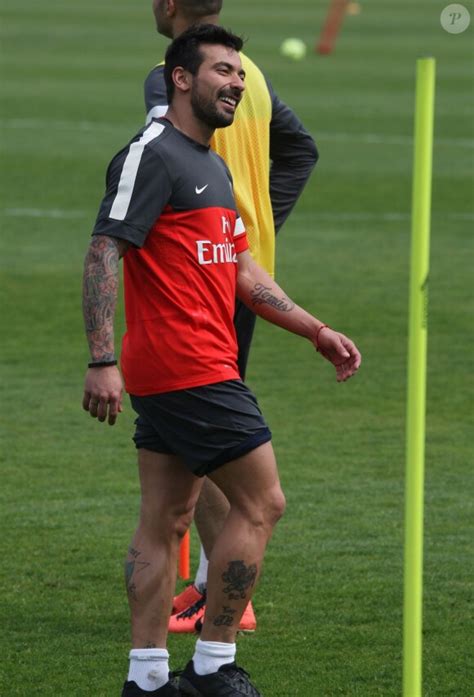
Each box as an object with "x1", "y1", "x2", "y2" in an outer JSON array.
[
  {"x1": 313, "y1": 326, "x2": 361, "y2": 382},
  {"x1": 82, "y1": 365, "x2": 124, "y2": 425}
]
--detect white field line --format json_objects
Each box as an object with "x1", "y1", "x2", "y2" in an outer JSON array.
[
  {"x1": 1, "y1": 118, "x2": 473, "y2": 148},
  {"x1": 2, "y1": 208, "x2": 473, "y2": 222}
]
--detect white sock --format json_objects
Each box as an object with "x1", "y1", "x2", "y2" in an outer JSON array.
[
  {"x1": 127, "y1": 648, "x2": 169, "y2": 691},
  {"x1": 193, "y1": 638, "x2": 236, "y2": 676},
  {"x1": 194, "y1": 545, "x2": 209, "y2": 594}
]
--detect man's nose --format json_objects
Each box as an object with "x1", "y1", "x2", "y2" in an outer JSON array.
[{"x1": 231, "y1": 74, "x2": 245, "y2": 93}]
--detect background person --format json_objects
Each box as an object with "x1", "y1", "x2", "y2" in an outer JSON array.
[{"x1": 145, "y1": 0, "x2": 319, "y2": 632}]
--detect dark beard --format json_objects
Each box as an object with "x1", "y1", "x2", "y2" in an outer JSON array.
[{"x1": 190, "y1": 85, "x2": 234, "y2": 129}]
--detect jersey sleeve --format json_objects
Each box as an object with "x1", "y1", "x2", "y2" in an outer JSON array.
[
  {"x1": 233, "y1": 215, "x2": 249, "y2": 254},
  {"x1": 144, "y1": 64, "x2": 169, "y2": 124},
  {"x1": 93, "y1": 123, "x2": 172, "y2": 248},
  {"x1": 265, "y1": 76, "x2": 319, "y2": 233}
]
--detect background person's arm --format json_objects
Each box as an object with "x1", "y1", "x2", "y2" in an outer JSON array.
[{"x1": 266, "y1": 78, "x2": 319, "y2": 233}]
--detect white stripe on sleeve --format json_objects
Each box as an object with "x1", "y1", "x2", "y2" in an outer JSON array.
[
  {"x1": 109, "y1": 121, "x2": 165, "y2": 221},
  {"x1": 233, "y1": 216, "x2": 246, "y2": 238},
  {"x1": 146, "y1": 105, "x2": 168, "y2": 125}
]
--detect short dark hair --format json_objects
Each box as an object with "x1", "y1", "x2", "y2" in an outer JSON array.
[{"x1": 164, "y1": 24, "x2": 243, "y2": 102}]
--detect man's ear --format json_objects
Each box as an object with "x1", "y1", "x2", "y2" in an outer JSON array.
[{"x1": 172, "y1": 66, "x2": 191, "y2": 93}]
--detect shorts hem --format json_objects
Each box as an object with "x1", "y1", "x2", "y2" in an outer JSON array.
[
  {"x1": 133, "y1": 442, "x2": 173, "y2": 454},
  {"x1": 201, "y1": 428, "x2": 272, "y2": 477}
]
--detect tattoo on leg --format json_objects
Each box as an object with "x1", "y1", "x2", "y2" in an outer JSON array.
[
  {"x1": 127, "y1": 581, "x2": 138, "y2": 602},
  {"x1": 124, "y1": 548, "x2": 150, "y2": 601},
  {"x1": 250, "y1": 283, "x2": 295, "y2": 313},
  {"x1": 222, "y1": 560, "x2": 257, "y2": 600},
  {"x1": 213, "y1": 606, "x2": 237, "y2": 627}
]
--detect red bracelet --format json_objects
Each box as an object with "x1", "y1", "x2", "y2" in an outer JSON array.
[{"x1": 315, "y1": 324, "x2": 330, "y2": 352}]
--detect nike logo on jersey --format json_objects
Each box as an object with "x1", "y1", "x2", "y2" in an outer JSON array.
[{"x1": 195, "y1": 184, "x2": 209, "y2": 195}]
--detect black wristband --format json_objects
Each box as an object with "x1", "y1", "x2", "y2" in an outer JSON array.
[{"x1": 88, "y1": 360, "x2": 117, "y2": 368}]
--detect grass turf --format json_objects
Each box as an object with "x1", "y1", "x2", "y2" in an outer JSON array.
[{"x1": 1, "y1": 0, "x2": 473, "y2": 694}]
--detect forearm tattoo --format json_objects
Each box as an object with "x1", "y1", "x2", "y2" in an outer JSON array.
[
  {"x1": 124, "y1": 546, "x2": 150, "y2": 602},
  {"x1": 250, "y1": 283, "x2": 295, "y2": 312},
  {"x1": 82, "y1": 235, "x2": 120, "y2": 361}
]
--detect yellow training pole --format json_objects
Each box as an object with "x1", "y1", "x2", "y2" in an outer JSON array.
[{"x1": 403, "y1": 57, "x2": 435, "y2": 697}]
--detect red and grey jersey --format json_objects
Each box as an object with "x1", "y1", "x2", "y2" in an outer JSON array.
[
  {"x1": 144, "y1": 55, "x2": 319, "y2": 274},
  {"x1": 93, "y1": 118, "x2": 249, "y2": 396}
]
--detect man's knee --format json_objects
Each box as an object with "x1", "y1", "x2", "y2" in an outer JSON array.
[
  {"x1": 237, "y1": 484, "x2": 286, "y2": 532},
  {"x1": 265, "y1": 485, "x2": 286, "y2": 527},
  {"x1": 136, "y1": 449, "x2": 201, "y2": 540},
  {"x1": 210, "y1": 442, "x2": 286, "y2": 532},
  {"x1": 139, "y1": 500, "x2": 194, "y2": 541}
]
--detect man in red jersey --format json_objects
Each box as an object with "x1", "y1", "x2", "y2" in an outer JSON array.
[
  {"x1": 82, "y1": 25, "x2": 360, "y2": 697},
  {"x1": 145, "y1": 0, "x2": 319, "y2": 635}
]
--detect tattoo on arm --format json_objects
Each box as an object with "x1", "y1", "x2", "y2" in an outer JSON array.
[
  {"x1": 82, "y1": 236, "x2": 120, "y2": 361},
  {"x1": 250, "y1": 283, "x2": 295, "y2": 312}
]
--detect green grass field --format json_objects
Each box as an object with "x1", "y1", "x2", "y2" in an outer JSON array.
[{"x1": 1, "y1": 1, "x2": 473, "y2": 695}]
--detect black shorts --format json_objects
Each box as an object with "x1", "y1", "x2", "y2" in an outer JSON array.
[{"x1": 130, "y1": 380, "x2": 272, "y2": 477}]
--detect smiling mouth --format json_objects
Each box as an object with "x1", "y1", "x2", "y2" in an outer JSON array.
[{"x1": 219, "y1": 95, "x2": 240, "y2": 111}]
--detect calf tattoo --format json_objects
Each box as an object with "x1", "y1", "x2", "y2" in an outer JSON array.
[
  {"x1": 250, "y1": 283, "x2": 295, "y2": 312},
  {"x1": 211, "y1": 561, "x2": 258, "y2": 627},
  {"x1": 222, "y1": 560, "x2": 257, "y2": 600},
  {"x1": 125, "y1": 546, "x2": 150, "y2": 602},
  {"x1": 213, "y1": 606, "x2": 237, "y2": 627}
]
